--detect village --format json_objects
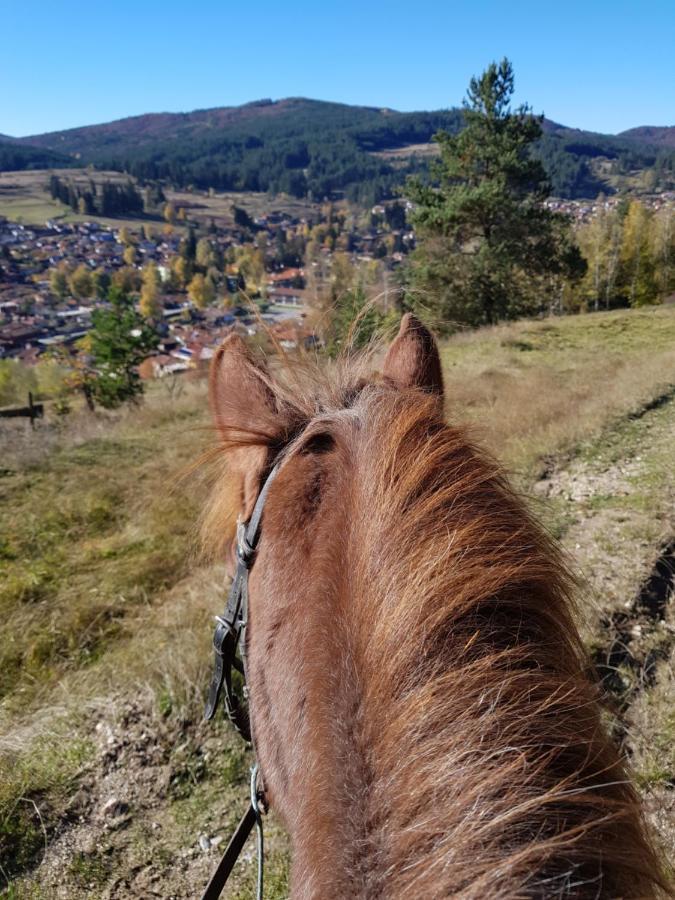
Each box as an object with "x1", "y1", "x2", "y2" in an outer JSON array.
[
  {"x1": 544, "y1": 189, "x2": 675, "y2": 222},
  {"x1": 0, "y1": 195, "x2": 415, "y2": 376},
  {"x1": 1, "y1": 184, "x2": 674, "y2": 383}
]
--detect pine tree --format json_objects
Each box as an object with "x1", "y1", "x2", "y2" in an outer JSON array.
[{"x1": 406, "y1": 59, "x2": 585, "y2": 328}]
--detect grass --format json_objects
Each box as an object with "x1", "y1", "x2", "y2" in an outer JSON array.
[
  {"x1": 440, "y1": 307, "x2": 675, "y2": 477},
  {"x1": 1, "y1": 306, "x2": 675, "y2": 895}
]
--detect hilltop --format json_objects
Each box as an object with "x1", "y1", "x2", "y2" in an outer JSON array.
[
  {"x1": 3, "y1": 97, "x2": 675, "y2": 202},
  {"x1": 619, "y1": 125, "x2": 675, "y2": 149}
]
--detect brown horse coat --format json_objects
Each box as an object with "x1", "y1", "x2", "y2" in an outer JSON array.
[{"x1": 204, "y1": 315, "x2": 668, "y2": 899}]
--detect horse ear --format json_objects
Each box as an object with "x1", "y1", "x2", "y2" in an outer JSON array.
[
  {"x1": 209, "y1": 335, "x2": 279, "y2": 521},
  {"x1": 382, "y1": 313, "x2": 444, "y2": 398},
  {"x1": 209, "y1": 333, "x2": 278, "y2": 440}
]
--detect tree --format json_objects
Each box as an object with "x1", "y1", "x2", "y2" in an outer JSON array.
[
  {"x1": 232, "y1": 205, "x2": 255, "y2": 231},
  {"x1": 50, "y1": 264, "x2": 69, "y2": 299},
  {"x1": 112, "y1": 266, "x2": 141, "y2": 293},
  {"x1": 653, "y1": 206, "x2": 675, "y2": 299},
  {"x1": 619, "y1": 201, "x2": 658, "y2": 306},
  {"x1": 235, "y1": 246, "x2": 265, "y2": 293},
  {"x1": 87, "y1": 285, "x2": 159, "y2": 408},
  {"x1": 169, "y1": 254, "x2": 190, "y2": 290},
  {"x1": 406, "y1": 58, "x2": 585, "y2": 328},
  {"x1": 92, "y1": 269, "x2": 111, "y2": 300},
  {"x1": 181, "y1": 227, "x2": 197, "y2": 263},
  {"x1": 196, "y1": 237, "x2": 215, "y2": 270},
  {"x1": 123, "y1": 244, "x2": 137, "y2": 266},
  {"x1": 164, "y1": 202, "x2": 176, "y2": 224},
  {"x1": 68, "y1": 264, "x2": 94, "y2": 300},
  {"x1": 139, "y1": 264, "x2": 162, "y2": 319},
  {"x1": 188, "y1": 272, "x2": 215, "y2": 308},
  {"x1": 324, "y1": 286, "x2": 390, "y2": 356}
]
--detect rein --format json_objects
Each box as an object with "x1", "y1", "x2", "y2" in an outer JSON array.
[{"x1": 201, "y1": 461, "x2": 282, "y2": 900}]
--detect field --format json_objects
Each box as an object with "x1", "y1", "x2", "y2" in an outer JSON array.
[
  {"x1": 0, "y1": 170, "x2": 164, "y2": 232},
  {"x1": 0, "y1": 169, "x2": 322, "y2": 232},
  {"x1": 1, "y1": 307, "x2": 674, "y2": 896}
]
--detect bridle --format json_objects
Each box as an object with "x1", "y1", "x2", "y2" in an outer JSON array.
[{"x1": 201, "y1": 460, "x2": 282, "y2": 900}]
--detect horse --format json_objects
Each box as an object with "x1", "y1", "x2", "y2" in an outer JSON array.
[{"x1": 202, "y1": 314, "x2": 668, "y2": 898}]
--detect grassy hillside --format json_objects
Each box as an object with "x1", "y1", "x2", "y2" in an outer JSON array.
[{"x1": 1, "y1": 307, "x2": 674, "y2": 896}]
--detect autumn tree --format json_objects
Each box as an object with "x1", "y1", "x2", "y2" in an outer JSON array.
[
  {"x1": 68, "y1": 264, "x2": 94, "y2": 300},
  {"x1": 123, "y1": 244, "x2": 137, "y2": 266},
  {"x1": 139, "y1": 264, "x2": 162, "y2": 319},
  {"x1": 164, "y1": 202, "x2": 176, "y2": 224},
  {"x1": 196, "y1": 237, "x2": 215, "y2": 270},
  {"x1": 112, "y1": 266, "x2": 141, "y2": 294},
  {"x1": 50, "y1": 264, "x2": 69, "y2": 299},
  {"x1": 653, "y1": 206, "x2": 675, "y2": 299},
  {"x1": 406, "y1": 58, "x2": 585, "y2": 328},
  {"x1": 620, "y1": 201, "x2": 658, "y2": 306},
  {"x1": 169, "y1": 255, "x2": 190, "y2": 290},
  {"x1": 188, "y1": 272, "x2": 215, "y2": 308},
  {"x1": 235, "y1": 246, "x2": 265, "y2": 294}
]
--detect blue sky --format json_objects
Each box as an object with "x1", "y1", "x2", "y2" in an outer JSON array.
[{"x1": 2, "y1": 0, "x2": 673, "y2": 137}]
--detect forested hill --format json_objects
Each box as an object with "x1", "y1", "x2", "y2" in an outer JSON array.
[
  {"x1": 0, "y1": 139, "x2": 74, "y2": 172},
  {"x1": 6, "y1": 98, "x2": 675, "y2": 202}
]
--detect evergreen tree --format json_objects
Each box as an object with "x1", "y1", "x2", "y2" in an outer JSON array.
[
  {"x1": 88, "y1": 285, "x2": 158, "y2": 409},
  {"x1": 406, "y1": 59, "x2": 585, "y2": 328},
  {"x1": 181, "y1": 227, "x2": 197, "y2": 263},
  {"x1": 92, "y1": 269, "x2": 111, "y2": 300}
]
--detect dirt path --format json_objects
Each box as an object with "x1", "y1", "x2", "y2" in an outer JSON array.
[{"x1": 536, "y1": 391, "x2": 675, "y2": 860}]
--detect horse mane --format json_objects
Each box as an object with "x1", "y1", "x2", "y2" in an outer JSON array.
[{"x1": 202, "y1": 348, "x2": 669, "y2": 898}]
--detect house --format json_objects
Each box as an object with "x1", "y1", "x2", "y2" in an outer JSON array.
[
  {"x1": 267, "y1": 267, "x2": 305, "y2": 289},
  {"x1": 267, "y1": 287, "x2": 307, "y2": 308},
  {"x1": 138, "y1": 354, "x2": 190, "y2": 379}
]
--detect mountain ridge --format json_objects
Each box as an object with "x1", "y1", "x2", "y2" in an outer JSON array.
[
  {"x1": 7, "y1": 97, "x2": 673, "y2": 147},
  {"x1": 2, "y1": 98, "x2": 674, "y2": 201}
]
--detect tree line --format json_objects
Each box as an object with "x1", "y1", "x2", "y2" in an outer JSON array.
[
  {"x1": 49, "y1": 174, "x2": 144, "y2": 217},
  {"x1": 570, "y1": 198, "x2": 674, "y2": 311}
]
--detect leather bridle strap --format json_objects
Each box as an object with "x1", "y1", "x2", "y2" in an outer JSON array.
[
  {"x1": 200, "y1": 804, "x2": 256, "y2": 900},
  {"x1": 204, "y1": 460, "x2": 283, "y2": 730},
  {"x1": 202, "y1": 461, "x2": 282, "y2": 900}
]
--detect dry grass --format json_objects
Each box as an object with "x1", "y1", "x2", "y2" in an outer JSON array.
[{"x1": 440, "y1": 308, "x2": 675, "y2": 476}]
